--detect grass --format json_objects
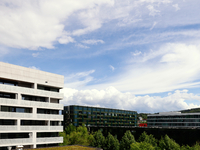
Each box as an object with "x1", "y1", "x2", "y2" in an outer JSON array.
[{"x1": 26, "y1": 145, "x2": 98, "y2": 150}]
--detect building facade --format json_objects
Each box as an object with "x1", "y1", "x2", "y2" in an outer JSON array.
[
  {"x1": 0, "y1": 62, "x2": 64, "y2": 149},
  {"x1": 63, "y1": 105, "x2": 137, "y2": 128},
  {"x1": 148, "y1": 112, "x2": 200, "y2": 128}
]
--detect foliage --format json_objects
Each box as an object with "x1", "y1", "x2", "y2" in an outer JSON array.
[
  {"x1": 104, "y1": 132, "x2": 120, "y2": 150},
  {"x1": 138, "y1": 131, "x2": 157, "y2": 147},
  {"x1": 59, "y1": 131, "x2": 69, "y2": 146},
  {"x1": 65, "y1": 124, "x2": 77, "y2": 134},
  {"x1": 60, "y1": 124, "x2": 93, "y2": 146},
  {"x1": 120, "y1": 130, "x2": 136, "y2": 150},
  {"x1": 180, "y1": 143, "x2": 200, "y2": 150},
  {"x1": 130, "y1": 142, "x2": 155, "y2": 150},
  {"x1": 90, "y1": 130, "x2": 105, "y2": 148},
  {"x1": 60, "y1": 124, "x2": 200, "y2": 150},
  {"x1": 137, "y1": 113, "x2": 149, "y2": 120},
  {"x1": 159, "y1": 135, "x2": 180, "y2": 150},
  {"x1": 181, "y1": 108, "x2": 200, "y2": 113}
]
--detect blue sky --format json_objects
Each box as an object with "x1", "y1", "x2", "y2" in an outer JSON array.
[{"x1": 1, "y1": 0, "x2": 200, "y2": 113}]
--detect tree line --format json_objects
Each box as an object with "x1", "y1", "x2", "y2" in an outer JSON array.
[{"x1": 59, "y1": 124, "x2": 200, "y2": 150}]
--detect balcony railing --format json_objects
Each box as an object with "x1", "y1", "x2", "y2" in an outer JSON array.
[
  {"x1": 0, "y1": 98, "x2": 63, "y2": 110},
  {"x1": 0, "y1": 112, "x2": 33, "y2": 119},
  {"x1": 20, "y1": 126, "x2": 63, "y2": 131},
  {"x1": 37, "y1": 114, "x2": 63, "y2": 121},
  {"x1": 0, "y1": 138, "x2": 32, "y2": 146},
  {"x1": 36, "y1": 137, "x2": 63, "y2": 144},
  {"x1": 0, "y1": 125, "x2": 17, "y2": 132},
  {"x1": 0, "y1": 84, "x2": 63, "y2": 99},
  {"x1": 0, "y1": 112, "x2": 63, "y2": 121}
]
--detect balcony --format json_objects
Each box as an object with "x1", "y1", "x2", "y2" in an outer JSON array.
[
  {"x1": 20, "y1": 126, "x2": 63, "y2": 131},
  {"x1": 37, "y1": 114, "x2": 63, "y2": 121},
  {"x1": 0, "y1": 98, "x2": 63, "y2": 110},
  {"x1": 0, "y1": 125, "x2": 17, "y2": 132},
  {"x1": 36, "y1": 137, "x2": 63, "y2": 144},
  {"x1": 0, "y1": 112, "x2": 33, "y2": 119},
  {"x1": 0, "y1": 138, "x2": 32, "y2": 147},
  {"x1": 0, "y1": 84, "x2": 63, "y2": 99},
  {"x1": 0, "y1": 112, "x2": 63, "y2": 121}
]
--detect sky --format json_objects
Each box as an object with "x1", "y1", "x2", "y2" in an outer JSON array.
[{"x1": 1, "y1": 0, "x2": 200, "y2": 113}]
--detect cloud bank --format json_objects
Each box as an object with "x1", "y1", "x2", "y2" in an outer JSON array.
[{"x1": 61, "y1": 87, "x2": 200, "y2": 113}]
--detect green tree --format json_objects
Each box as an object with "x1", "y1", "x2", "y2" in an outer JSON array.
[
  {"x1": 65, "y1": 124, "x2": 76, "y2": 134},
  {"x1": 180, "y1": 143, "x2": 200, "y2": 150},
  {"x1": 130, "y1": 142, "x2": 155, "y2": 150},
  {"x1": 138, "y1": 131, "x2": 157, "y2": 147},
  {"x1": 90, "y1": 130, "x2": 105, "y2": 148},
  {"x1": 120, "y1": 130, "x2": 136, "y2": 150},
  {"x1": 104, "y1": 132, "x2": 120, "y2": 150},
  {"x1": 159, "y1": 135, "x2": 180, "y2": 150},
  {"x1": 68, "y1": 124, "x2": 93, "y2": 146},
  {"x1": 60, "y1": 124, "x2": 93, "y2": 146},
  {"x1": 59, "y1": 131, "x2": 69, "y2": 146}
]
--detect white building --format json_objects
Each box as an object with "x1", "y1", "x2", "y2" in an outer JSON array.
[
  {"x1": 0, "y1": 62, "x2": 64, "y2": 149},
  {"x1": 148, "y1": 112, "x2": 200, "y2": 128}
]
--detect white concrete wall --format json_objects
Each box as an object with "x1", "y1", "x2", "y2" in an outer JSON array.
[
  {"x1": 0, "y1": 62, "x2": 64, "y2": 88},
  {"x1": 0, "y1": 62, "x2": 64, "y2": 148}
]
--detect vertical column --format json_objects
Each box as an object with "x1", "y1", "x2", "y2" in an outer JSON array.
[
  {"x1": 32, "y1": 131, "x2": 36, "y2": 148},
  {"x1": 33, "y1": 107, "x2": 37, "y2": 118},
  {"x1": 17, "y1": 119, "x2": 20, "y2": 131},
  {"x1": 34, "y1": 83, "x2": 37, "y2": 89},
  {"x1": 17, "y1": 93, "x2": 21, "y2": 100},
  {"x1": 48, "y1": 120, "x2": 50, "y2": 130}
]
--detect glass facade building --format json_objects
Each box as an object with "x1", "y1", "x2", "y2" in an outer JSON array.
[
  {"x1": 63, "y1": 105, "x2": 137, "y2": 128},
  {"x1": 148, "y1": 112, "x2": 200, "y2": 128}
]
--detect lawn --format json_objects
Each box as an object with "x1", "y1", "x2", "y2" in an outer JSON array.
[{"x1": 26, "y1": 145, "x2": 99, "y2": 150}]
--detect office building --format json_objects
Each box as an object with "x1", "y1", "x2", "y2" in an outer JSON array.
[
  {"x1": 148, "y1": 112, "x2": 200, "y2": 128},
  {"x1": 0, "y1": 62, "x2": 64, "y2": 149},
  {"x1": 63, "y1": 105, "x2": 137, "y2": 128}
]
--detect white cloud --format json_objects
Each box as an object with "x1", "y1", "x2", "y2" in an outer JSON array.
[
  {"x1": 172, "y1": 4, "x2": 180, "y2": 11},
  {"x1": 76, "y1": 43, "x2": 89, "y2": 49},
  {"x1": 0, "y1": 0, "x2": 113, "y2": 49},
  {"x1": 0, "y1": 0, "x2": 199, "y2": 51},
  {"x1": 64, "y1": 70, "x2": 95, "y2": 89},
  {"x1": 82, "y1": 39, "x2": 104, "y2": 45},
  {"x1": 86, "y1": 43, "x2": 200, "y2": 94},
  {"x1": 61, "y1": 87, "x2": 200, "y2": 113},
  {"x1": 29, "y1": 66, "x2": 40, "y2": 70},
  {"x1": 131, "y1": 51, "x2": 142, "y2": 56},
  {"x1": 32, "y1": 53, "x2": 39, "y2": 57},
  {"x1": 58, "y1": 36, "x2": 75, "y2": 44},
  {"x1": 109, "y1": 65, "x2": 115, "y2": 71},
  {"x1": 150, "y1": 21, "x2": 157, "y2": 30},
  {"x1": 147, "y1": 5, "x2": 160, "y2": 16}
]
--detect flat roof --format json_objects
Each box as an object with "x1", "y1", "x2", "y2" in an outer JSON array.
[{"x1": 64, "y1": 105, "x2": 137, "y2": 113}]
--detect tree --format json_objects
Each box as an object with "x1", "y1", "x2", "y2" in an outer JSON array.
[
  {"x1": 120, "y1": 130, "x2": 136, "y2": 150},
  {"x1": 159, "y1": 135, "x2": 180, "y2": 150},
  {"x1": 90, "y1": 130, "x2": 105, "y2": 148},
  {"x1": 138, "y1": 131, "x2": 157, "y2": 147},
  {"x1": 104, "y1": 132, "x2": 120, "y2": 150},
  {"x1": 59, "y1": 131, "x2": 69, "y2": 146},
  {"x1": 65, "y1": 124, "x2": 76, "y2": 134},
  {"x1": 130, "y1": 142, "x2": 155, "y2": 150},
  {"x1": 60, "y1": 124, "x2": 93, "y2": 146}
]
